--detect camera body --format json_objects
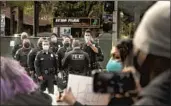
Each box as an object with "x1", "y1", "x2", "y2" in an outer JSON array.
[{"x1": 93, "y1": 71, "x2": 136, "y2": 94}]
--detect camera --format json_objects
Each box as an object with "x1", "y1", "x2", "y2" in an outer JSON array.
[{"x1": 93, "y1": 71, "x2": 136, "y2": 94}]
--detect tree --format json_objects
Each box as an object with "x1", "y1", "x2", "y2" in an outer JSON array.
[
  {"x1": 6, "y1": 1, "x2": 34, "y2": 34},
  {"x1": 53, "y1": 1, "x2": 102, "y2": 17}
]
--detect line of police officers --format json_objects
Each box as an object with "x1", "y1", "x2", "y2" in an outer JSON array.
[{"x1": 12, "y1": 30, "x2": 104, "y2": 97}]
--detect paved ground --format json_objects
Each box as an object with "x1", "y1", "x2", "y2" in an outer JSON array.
[{"x1": 44, "y1": 85, "x2": 68, "y2": 105}]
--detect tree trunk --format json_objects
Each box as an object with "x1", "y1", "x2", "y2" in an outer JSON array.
[
  {"x1": 10, "y1": 6, "x2": 15, "y2": 35},
  {"x1": 17, "y1": 7, "x2": 23, "y2": 33},
  {"x1": 33, "y1": 1, "x2": 40, "y2": 37}
]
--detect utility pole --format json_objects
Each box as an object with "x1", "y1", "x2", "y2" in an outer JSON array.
[
  {"x1": 33, "y1": 1, "x2": 40, "y2": 37},
  {"x1": 0, "y1": 1, "x2": 2, "y2": 36},
  {"x1": 112, "y1": 1, "x2": 118, "y2": 46}
]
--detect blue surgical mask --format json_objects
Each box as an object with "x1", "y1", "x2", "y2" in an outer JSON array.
[{"x1": 106, "y1": 59, "x2": 123, "y2": 72}]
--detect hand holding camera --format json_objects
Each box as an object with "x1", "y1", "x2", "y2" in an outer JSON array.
[{"x1": 93, "y1": 71, "x2": 136, "y2": 95}]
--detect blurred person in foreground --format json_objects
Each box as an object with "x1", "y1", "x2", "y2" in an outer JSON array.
[
  {"x1": 12, "y1": 32, "x2": 34, "y2": 58},
  {"x1": 106, "y1": 39, "x2": 135, "y2": 106},
  {"x1": 27, "y1": 37, "x2": 45, "y2": 82},
  {"x1": 59, "y1": 1, "x2": 171, "y2": 106},
  {"x1": 1, "y1": 57, "x2": 52, "y2": 105},
  {"x1": 106, "y1": 39, "x2": 133, "y2": 72}
]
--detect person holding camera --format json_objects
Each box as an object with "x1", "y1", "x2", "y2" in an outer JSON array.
[{"x1": 59, "y1": 1, "x2": 170, "y2": 106}]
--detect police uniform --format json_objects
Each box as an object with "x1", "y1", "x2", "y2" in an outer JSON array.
[
  {"x1": 57, "y1": 46, "x2": 72, "y2": 70},
  {"x1": 34, "y1": 50, "x2": 58, "y2": 94},
  {"x1": 50, "y1": 41, "x2": 63, "y2": 54},
  {"x1": 62, "y1": 47, "x2": 90, "y2": 76},
  {"x1": 15, "y1": 47, "x2": 31, "y2": 73},
  {"x1": 12, "y1": 41, "x2": 34, "y2": 59},
  {"x1": 96, "y1": 46, "x2": 104, "y2": 69},
  {"x1": 27, "y1": 48, "x2": 42, "y2": 81},
  {"x1": 82, "y1": 41, "x2": 99, "y2": 70}
]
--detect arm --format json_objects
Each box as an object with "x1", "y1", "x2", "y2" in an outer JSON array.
[
  {"x1": 57, "y1": 48, "x2": 63, "y2": 70},
  {"x1": 62, "y1": 52, "x2": 70, "y2": 69},
  {"x1": 90, "y1": 44, "x2": 98, "y2": 53},
  {"x1": 15, "y1": 49, "x2": 20, "y2": 61},
  {"x1": 27, "y1": 49, "x2": 36, "y2": 71},
  {"x1": 85, "y1": 53, "x2": 90, "y2": 68},
  {"x1": 34, "y1": 52, "x2": 41, "y2": 77},
  {"x1": 96, "y1": 46, "x2": 104, "y2": 62},
  {"x1": 12, "y1": 44, "x2": 19, "y2": 58},
  {"x1": 54, "y1": 54, "x2": 58, "y2": 75}
]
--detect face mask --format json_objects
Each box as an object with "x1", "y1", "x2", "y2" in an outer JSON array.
[
  {"x1": 23, "y1": 42, "x2": 30, "y2": 49},
  {"x1": 106, "y1": 59, "x2": 123, "y2": 72},
  {"x1": 42, "y1": 45, "x2": 49, "y2": 51},
  {"x1": 84, "y1": 33, "x2": 91, "y2": 43},
  {"x1": 51, "y1": 37, "x2": 57, "y2": 43},
  {"x1": 64, "y1": 42, "x2": 70, "y2": 47}
]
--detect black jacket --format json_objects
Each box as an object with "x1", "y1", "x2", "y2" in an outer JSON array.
[
  {"x1": 12, "y1": 41, "x2": 34, "y2": 58},
  {"x1": 27, "y1": 48, "x2": 42, "y2": 71},
  {"x1": 62, "y1": 47, "x2": 90, "y2": 75},
  {"x1": 50, "y1": 41, "x2": 63, "y2": 54},
  {"x1": 34, "y1": 50, "x2": 58, "y2": 77},
  {"x1": 15, "y1": 47, "x2": 31, "y2": 68},
  {"x1": 57, "y1": 46, "x2": 72, "y2": 70},
  {"x1": 3, "y1": 92, "x2": 52, "y2": 105},
  {"x1": 82, "y1": 42, "x2": 98, "y2": 70}
]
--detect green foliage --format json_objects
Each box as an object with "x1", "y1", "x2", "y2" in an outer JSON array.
[
  {"x1": 6, "y1": 1, "x2": 33, "y2": 8},
  {"x1": 53, "y1": 1, "x2": 102, "y2": 17}
]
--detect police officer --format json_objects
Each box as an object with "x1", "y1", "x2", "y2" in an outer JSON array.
[
  {"x1": 62, "y1": 39, "x2": 90, "y2": 76},
  {"x1": 27, "y1": 37, "x2": 44, "y2": 81},
  {"x1": 56, "y1": 40, "x2": 90, "y2": 102},
  {"x1": 57, "y1": 37, "x2": 72, "y2": 71},
  {"x1": 15, "y1": 38, "x2": 32, "y2": 74},
  {"x1": 34, "y1": 40, "x2": 58, "y2": 94},
  {"x1": 12, "y1": 32, "x2": 34, "y2": 58},
  {"x1": 49, "y1": 33, "x2": 63, "y2": 54},
  {"x1": 82, "y1": 29, "x2": 99, "y2": 72}
]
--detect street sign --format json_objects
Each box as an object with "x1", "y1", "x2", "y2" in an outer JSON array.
[
  {"x1": 53, "y1": 18, "x2": 100, "y2": 28},
  {"x1": 60, "y1": 27, "x2": 71, "y2": 36}
]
